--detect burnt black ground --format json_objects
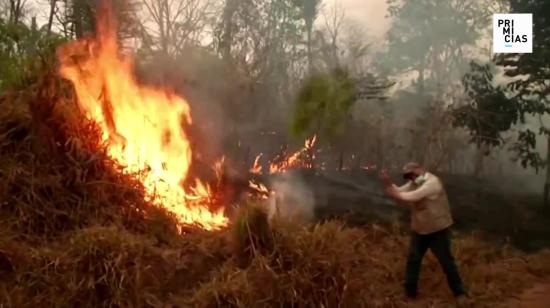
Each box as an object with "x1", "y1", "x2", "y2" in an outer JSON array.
[{"x1": 253, "y1": 169, "x2": 550, "y2": 252}]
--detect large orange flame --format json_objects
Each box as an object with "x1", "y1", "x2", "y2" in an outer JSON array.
[{"x1": 57, "y1": 3, "x2": 227, "y2": 230}]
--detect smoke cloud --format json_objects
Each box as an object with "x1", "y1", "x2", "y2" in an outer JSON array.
[{"x1": 267, "y1": 172, "x2": 315, "y2": 224}]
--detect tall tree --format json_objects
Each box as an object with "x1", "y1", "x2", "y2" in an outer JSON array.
[
  {"x1": 496, "y1": 0, "x2": 550, "y2": 206},
  {"x1": 8, "y1": 0, "x2": 26, "y2": 24},
  {"x1": 453, "y1": 61, "x2": 519, "y2": 177},
  {"x1": 0, "y1": 15, "x2": 65, "y2": 92},
  {"x1": 383, "y1": 0, "x2": 489, "y2": 94},
  {"x1": 142, "y1": 0, "x2": 214, "y2": 56},
  {"x1": 291, "y1": 67, "x2": 392, "y2": 168},
  {"x1": 295, "y1": 0, "x2": 320, "y2": 73},
  {"x1": 46, "y1": 0, "x2": 57, "y2": 34},
  {"x1": 291, "y1": 68, "x2": 357, "y2": 139},
  {"x1": 382, "y1": 0, "x2": 495, "y2": 167},
  {"x1": 318, "y1": 2, "x2": 345, "y2": 69},
  {"x1": 213, "y1": 0, "x2": 307, "y2": 119},
  {"x1": 217, "y1": 0, "x2": 238, "y2": 59},
  {"x1": 59, "y1": 0, "x2": 140, "y2": 40}
]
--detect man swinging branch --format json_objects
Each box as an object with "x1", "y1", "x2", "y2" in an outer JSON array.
[{"x1": 379, "y1": 162, "x2": 468, "y2": 304}]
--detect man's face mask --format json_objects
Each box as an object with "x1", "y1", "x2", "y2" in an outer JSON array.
[
  {"x1": 403, "y1": 172, "x2": 426, "y2": 186},
  {"x1": 413, "y1": 174, "x2": 427, "y2": 185}
]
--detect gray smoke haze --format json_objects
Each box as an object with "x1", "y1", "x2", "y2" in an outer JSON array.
[
  {"x1": 39, "y1": 0, "x2": 543, "y2": 195},
  {"x1": 267, "y1": 172, "x2": 315, "y2": 224}
]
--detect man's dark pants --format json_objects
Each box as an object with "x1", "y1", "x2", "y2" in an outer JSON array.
[{"x1": 404, "y1": 228, "x2": 465, "y2": 298}]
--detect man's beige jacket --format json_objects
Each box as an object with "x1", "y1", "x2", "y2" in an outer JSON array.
[{"x1": 393, "y1": 172, "x2": 453, "y2": 235}]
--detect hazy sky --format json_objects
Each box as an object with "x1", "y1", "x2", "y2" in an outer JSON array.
[
  {"x1": 324, "y1": 0, "x2": 390, "y2": 39},
  {"x1": 28, "y1": 0, "x2": 392, "y2": 40}
]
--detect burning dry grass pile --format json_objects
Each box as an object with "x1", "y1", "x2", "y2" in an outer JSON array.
[{"x1": 1, "y1": 79, "x2": 550, "y2": 307}]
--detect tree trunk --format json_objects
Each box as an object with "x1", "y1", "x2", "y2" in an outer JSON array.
[
  {"x1": 219, "y1": 0, "x2": 238, "y2": 60},
  {"x1": 376, "y1": 117, "x2": 385, "y2": 168},
  {"x1": 9, "y1": 0, "x2": 23, "y2": 24},
  {"x1": 73, "y1": 0, "x2": 83, "y2": 38},
  {"x1": 47, "y1": 0, "x2": 56, "y2": 34},
  {"x1": 159, "y1": 0, "x2": 169, "y2": 55},
  {"x1": 307, "y1": 27, "x2": 312, "y2": 73},
  {"x1": 417, "y1": 67, "x2": 424, "y2": 95},
  {"x1": 544, "y1": 135, "x2": 550, "y2": 208},
  {"x1": 9, "y1": 0, "x2": 15, "y2": 23},
  {"x1": 244, "y1": 146, "x2": 251, "y2": 170},
  {"x1": 473, "y1": 142, "x2": 486, "y2": 203},
  {"x1": 338, "y1": 149, "x2": 344, "y2": 171},
  {"x1": 473, "y1": 143, "x2": 485, "y2": 179}
]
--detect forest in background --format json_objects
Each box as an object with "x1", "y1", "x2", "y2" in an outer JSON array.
[
  {"x1": 0, "y1": 0, "x2": 549, "y2": 202},
  {"x1": 1, "y1": 1, "x2": 550, "y2": 306}
]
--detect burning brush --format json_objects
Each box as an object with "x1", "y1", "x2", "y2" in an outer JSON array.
[
  {"x1": 56, "y1": 1, "x2": 227, "y2": 230},
  {"x1": 249, "y1": 135, "x2": 317, "y2": 175},
  {"x1": 53, "y1": 0, "x2": 321, "y2": 232}
]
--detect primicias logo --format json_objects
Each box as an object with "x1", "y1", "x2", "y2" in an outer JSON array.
[{"x1": 493, "y1": 14, "x2": 532, "y2": 53}]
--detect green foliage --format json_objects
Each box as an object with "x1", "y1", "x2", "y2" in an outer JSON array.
[
  {"x1": 498, "y1": 1, "x2": 550, "y2": 113},
  {"x1": 64, "y1": 0, "x2": 141, "y2": 40},
  {"x1": 67, "y1": 0, "x2": 96, "y2": 37},
  {"x1": 383, "y1": 0, "x2": 488, "y2": 91},
  {"x1": 454, "y1": 61, "x2": 519, "y2": 148},
  {"x1": 0, "y1": 19, "x2": 66, "y2": 92},
  {"x1": 0, "y1": 0, "x2": 138, "y2": 94},
  {"x1": 294, "y1": 0, "x2": 320, "y2": 71},
  {"x1": 511, "y1": 129, "x2": 545, "y2": 170},
  {"x1": 294, "y1": 0, "x2": 320, "y2": 29},
  {"x1": 495, "y1": 0, "x2": 550, "y2": 171},
  {"x1": 291, "y1": 68, "x2": 357, "y2": 139},
  {"x1": 214, "y1": 0, "x2": 307, "y2": 75}
]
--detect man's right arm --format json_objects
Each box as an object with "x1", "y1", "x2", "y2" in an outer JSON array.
[{"x1": 392, "y1": 178, "x2": 441, "y2": 203}]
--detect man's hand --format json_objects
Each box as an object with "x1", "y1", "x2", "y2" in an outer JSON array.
[
  {"x1": 379, "y1": 170, "x2": 400, "y2": 200},
  {"x1": 378, "y1": 169, "x2": 393, "y2": 187},
  {"x1": 385, "y1": 185, "x2": 399, "y2": 199}
]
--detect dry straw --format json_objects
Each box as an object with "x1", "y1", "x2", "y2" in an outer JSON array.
[{"x1": 0, "y1": 75, "x2": 549, "y2": 307}]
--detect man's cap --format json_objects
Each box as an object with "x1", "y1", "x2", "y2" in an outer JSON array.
[{"x1": 402, "y1": 162, "x2": 422, "y2": 173}]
